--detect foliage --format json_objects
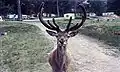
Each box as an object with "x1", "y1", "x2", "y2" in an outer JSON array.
[
  {"x1": 107, "y1": 0, "x2": 120, "y2": 15},
  {"x1": 0, "y1": 0, "x2": 89, "y2": 16},
  {"x1": 1, "y1": 0, "x2": 120, "y2": 17},
  {"x1": 89, "y1": 1, "x2": 107, "y2": 16}
]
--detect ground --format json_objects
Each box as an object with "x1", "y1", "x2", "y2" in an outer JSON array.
[
  {"x1": 68, "y1": 35, "x2": 120, "y2": 72},
  {"x1": 24, "y1": 21, "x2": 120, "y2": 72}
]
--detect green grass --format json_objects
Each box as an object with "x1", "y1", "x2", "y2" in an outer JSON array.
[
  {"x1": 108, "y1": 26, "x2": 120, "y2": 31},
  {"x1": 0, "y1": 22, "x2": 53, "y2": 72},
  {"x1": 80, "y1": 25, "x2": 120, "y2": 47}
]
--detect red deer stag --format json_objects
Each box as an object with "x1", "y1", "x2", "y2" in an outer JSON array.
[{"x1": 38, "y1": 2, "x2": 86, "y2": 72}]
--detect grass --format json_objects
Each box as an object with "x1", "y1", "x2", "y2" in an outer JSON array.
[
  {"x1": 0, "y1": 22, "x2": 53, "y2": 72},
  {"x1": 80, "y1": 25, "x2": 120, "y2": 48}
]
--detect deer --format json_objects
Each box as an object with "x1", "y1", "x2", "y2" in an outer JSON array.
[{"x1": 38, "y1": 2, "x2": 86, "y2": 72}]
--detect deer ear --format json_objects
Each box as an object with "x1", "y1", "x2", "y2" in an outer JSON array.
[
  {"x1": 46, "y1": 30, "x2": 57, "y2": 36},
  {"x1": 69, "y1": 30, "x2": 79, "y2": 37}
]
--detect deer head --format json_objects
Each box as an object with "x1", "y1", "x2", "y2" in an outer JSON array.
[{"x1": 38, "y1": 2, "x2": 86, "y2": 45}]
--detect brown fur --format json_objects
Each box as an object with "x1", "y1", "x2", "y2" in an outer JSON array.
[{"x1": 48, "y1": 44, "x2": 70, "y2": 72}]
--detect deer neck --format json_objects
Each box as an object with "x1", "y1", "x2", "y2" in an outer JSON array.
[
  {"x1": 56, "y1": 41, "x2": 67, "y2": 55},
  {"x1": 54, "y1": 41, "x2": 67, "y2": 70}
]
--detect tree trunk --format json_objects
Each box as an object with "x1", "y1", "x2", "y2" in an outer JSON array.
[
  {"x1": 17, "y1": 0, "x2": 22, "y2": 21},
  {"x1": 74, "y1": 0, "x2": 77, "y2": 17},
  {"x1": 57, "y1": 0, "x2": 60, "y2": 17}
]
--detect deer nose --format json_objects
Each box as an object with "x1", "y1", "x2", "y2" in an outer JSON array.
[
  {"x1": 61, "y1": 38, "x2": 64, "y2": 41},
  {"x1": 59, "y1": 38, "x2": 64, "y2": 44}
]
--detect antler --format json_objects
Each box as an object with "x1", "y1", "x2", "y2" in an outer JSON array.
[
  {"x1": 38, "y1": 2, "x2": 61, "y2": 32},
  {"x1": 39, "y1": 2, "x2": 86, "y2": 32},
  {"x1": 65, "y1": 4, "x2": 86, "y2": 32}
]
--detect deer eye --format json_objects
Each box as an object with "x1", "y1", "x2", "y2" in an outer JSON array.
[
  {"x1": 56, "y1": 35, "x2": 58, "y2": 37},
  {"x1": 67, "y1": 35, "x2": 70, "y2": 38}
]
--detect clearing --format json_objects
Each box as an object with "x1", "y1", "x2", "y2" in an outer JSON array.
[{"x1": 24, "y1": 21, "x2": 120, "y2": 72}]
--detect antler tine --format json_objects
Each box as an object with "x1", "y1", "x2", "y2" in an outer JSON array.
[
  {"x1": 38, "y1": 2, "x2": 52, "y2": 29},
  {"x1": 47, "y1": 20, "x2": 57, "y2": 28},
  {"x1": 68, "y1": 23, "x2": 79, "y2": 31},
  {"x1": 53, "y1": 18, "x2": 59, "y2": 28},
  {"x1": 65, "y1": 17, "x2": 72, "y2": 31},
  {"x1": 68, "y1": 4, "x2": 86, "y2": 31},
  {"x1": 48, "y1": 19, "x2": 61, "y2": 32},
  {"x1": 38, "y1": 2, "x2": 60, "y2": 32}
]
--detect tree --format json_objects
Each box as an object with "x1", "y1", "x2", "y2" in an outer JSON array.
[
  {"x1": 0, "y1": 0, "x2": 9, "y2": 16},
  {"x1": 0, "y1": 0, "x2": 91, "y2": 17},
  {"x1": 89, "y1": 0, "x2": 107, "y2": 16},
  {"x1": 56, "y1": 0, "x2": 60, "y2": 17},
  {"x1": 107, "y1": 0, "x2": 120, "y2": 15},
  {"x1": 17, "y1": 0, "x2": 22, "y2": 21}
]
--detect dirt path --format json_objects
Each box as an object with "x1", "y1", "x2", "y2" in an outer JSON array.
[
  {"x1": 24, "y1": 21, "x2": 120, "y2": 72},
  {"x1": 68, "y1": 35, "x2": 120, "y2": 72}
]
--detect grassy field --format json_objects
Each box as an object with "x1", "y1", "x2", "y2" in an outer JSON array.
[
  {"x1": 0, "y1": 19, "x2": 120, "y2": 72},
  {"x1": 0, "y1": 22, "x2": 53, "y2": 72},
  {"x1": 54, "y1": 19, "x2": 120, "y2": 50}
]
